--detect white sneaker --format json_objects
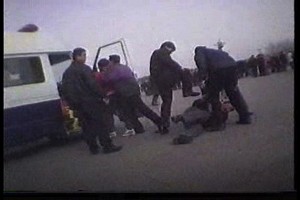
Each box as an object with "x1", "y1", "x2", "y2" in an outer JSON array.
[
  {"x1": 122, "y1": 129, "x2": 136, "y2": 137},
  {"x1": 109, "y1": 131, "x2": 117, "y2": 138}
]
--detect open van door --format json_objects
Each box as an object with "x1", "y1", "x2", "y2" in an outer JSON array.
[{"x1": 93, "y1": 38, "x2": 134, "y2": 73}]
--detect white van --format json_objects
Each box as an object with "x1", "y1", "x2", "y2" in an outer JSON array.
[
  {"x1": 4, "y1": 32, "x2": 81, "y2": 148},
  {"x1": 4, "y1": 33, "x2": 134, "y2": 149}
]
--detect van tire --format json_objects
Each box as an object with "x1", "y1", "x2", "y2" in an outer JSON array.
[{"x1": 47, "y1": 132, "x2": 69, "y2": 146}]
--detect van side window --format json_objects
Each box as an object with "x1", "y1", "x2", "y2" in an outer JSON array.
[
  {"x1": 48, "y1": 52, "x2": 72, "y2": 82},
  {"x1": 48, "y1": 53, "x2": 71, "y2": 66},
  {"x1": 4, "y1": 57, "x2": 45, "y2": 87}
]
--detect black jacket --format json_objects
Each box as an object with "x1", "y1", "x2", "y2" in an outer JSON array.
[
  {"x1": 61, "y1": 62, "x2": 105, "y2": 109},
  {"x1": 194, "y1": 47, "x2": 236, "y2": 80},
  {"x1": 150, "y1": 48, "x2": 182, "y2": 88}
]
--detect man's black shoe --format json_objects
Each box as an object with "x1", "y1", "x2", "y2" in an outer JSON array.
[
  {"x1": 135, "y1": 129, "x2": 145, "y2": 134},
  {"x1": 183, "y1": 91, "x2": 200, "y2": 97},
  {"x1": 236, "y1": 119, "x2": 252, "y2": 124},
  {"x1": 161, "y1": 127, "x2": 169, "y2": 135},
  {"x1": 103, "y1": 145, "x2": 122, "y2": 154},
  {"x1": 190, "y1": 91, "x2": 201, "y2": 96},
  {"x1": 171, "y1": 115, "x2": 183, "y2": 124},
  {"x1": 173, "y1": 134, "x2": 193, "y2": 145},
  {"x1": 154, "y1": 123, "x2": 163, "y2": 133},
  {"x1": 236, "y1": 113, "x2": 252, "y2": 124}
]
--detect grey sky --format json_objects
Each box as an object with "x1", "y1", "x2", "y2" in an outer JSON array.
[{"x1": 4, "y1": 0, "x2": 294, "y2": 77}]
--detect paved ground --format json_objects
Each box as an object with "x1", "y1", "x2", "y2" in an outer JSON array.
[{"x1": 4, "y1": 69, "x2": 294, "y2": 193}]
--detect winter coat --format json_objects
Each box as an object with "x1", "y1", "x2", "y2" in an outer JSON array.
[
  {"x1": 61, "y1": 62, "x2": 104, "y2": 109},
  {"x1": 150, "y1": 48, "x2": 182, "y2": 89},
  {"x1": 194, "y1": 47, "x2": 236, "y2": 80}
]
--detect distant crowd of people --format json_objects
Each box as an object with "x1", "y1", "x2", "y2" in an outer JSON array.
[
  {"x1": 141, "y1": 50, "x2": 294, "y2": 96},
  {"x1": 60, "y1": 41, "x2": 260, "y2": 154},
  {"x1": 236, "y1": 51, "x2": 294, "y2": 78}
]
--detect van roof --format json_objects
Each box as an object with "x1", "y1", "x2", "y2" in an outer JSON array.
[{"x1": 4, "y1": 32, "x2": 69, "y2": 55}]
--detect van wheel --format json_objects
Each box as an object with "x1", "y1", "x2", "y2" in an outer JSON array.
[
  {"x1": 48, "y1": 121, "x2": 82, "y2": 143},
  {"x1": 47, "y1": 129, "x2": 69, "y2": 144}
]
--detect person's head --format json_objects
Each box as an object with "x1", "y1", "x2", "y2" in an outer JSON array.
[
  {"x1": 221, "y1": 102, "x2": 234, "y2": 122},
  {"x1": 72, "y1": 47, "x2": 87, "y2": 64},
  {"x1": 109, "y1": 54, "x2": 121, "y2": 64},
  {"x1": 160, "y1": 41, "x2": 176, "y2": 54},
  {"x1": 97, "y1": 58, "x2": 110, "y2": 72},
  {"x1": 195, "y1": 46, "x2": 206, "y2": 54},
  {"x1": 221, "y1": 102, "x2": 235, "y2": 113}
]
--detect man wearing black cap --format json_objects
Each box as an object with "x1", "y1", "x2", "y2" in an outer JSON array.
[
  {"x1": 150, "y1": 41, "x2": 200, "y2": 133},
  {"x1": 194, "y1": 46, "x2": 252, "y2": 131},
  {"x1": 61, "y1": 48, "x2": 122, "y2": 154}
]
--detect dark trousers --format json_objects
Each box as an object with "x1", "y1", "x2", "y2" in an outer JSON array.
[
  {"x1": 158, "y1": 87, "x2": 173, "y2": 128},
  {"x1": 155, "y1": 70, "x2": 193, "y2": 128},
  {"x1": 77, "y1": 99, "x2": 112, "y2": 149},
  {"x1": 150, "y1": 77, "x2": 160, "y2": 105},
  {"x1": 119, "y1": 95, "x2": 161, "y2": 131},
  {"x1": 109, "y1": 95, "x2": 135, "y2": 130},
  {"x1": 181, "y1": 69, "x2": 194, "y2": 95},
  {"x1": 206, "y1": 66, "x2": 250, "y2": 127}
]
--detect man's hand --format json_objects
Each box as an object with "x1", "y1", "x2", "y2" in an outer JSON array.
[
  {"x1": 106, "y1": 90, "x2": 115, "y2": 96},
  {"x1": 199, "y1": 80, "x2": 206, "y2": 89},
  {"x1": 103, "y1": 97, "x2": 110, "y2": 105}
]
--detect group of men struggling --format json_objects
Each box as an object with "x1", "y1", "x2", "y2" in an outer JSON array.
[{"x1": 61, "y1": 41, "x2": 252, "y2": 155}]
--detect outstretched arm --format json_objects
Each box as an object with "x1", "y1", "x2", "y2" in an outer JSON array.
[
  {"x1": 159, "y1": 50, "x2": 183, "y2": 72},
  {"x1": 194, "y1": 51, "x2": 208, "y2": 81}
]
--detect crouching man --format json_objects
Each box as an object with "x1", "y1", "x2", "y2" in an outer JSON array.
[{"x1": 194, "y1": 46, "x2": 253, "y2": 131}]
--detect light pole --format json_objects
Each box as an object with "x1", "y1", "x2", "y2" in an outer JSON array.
[{"x1": 214, "y1": 39, "x2": 226, "y2": 51}]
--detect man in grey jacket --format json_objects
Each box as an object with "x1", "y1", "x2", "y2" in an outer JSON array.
[
  {"x1": 62, "y1": 48, "x2": 122, "y2": 154},
  {"x1": 194, "y1": 46, "x2": 252, "y2": 131}
]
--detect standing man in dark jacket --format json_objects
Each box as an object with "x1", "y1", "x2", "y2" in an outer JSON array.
[
  {"x1": 61, "y1": 48, "x2": 122, "y2": 154},
  {"x1": 194, "y1": 46, "x2": 252, "y2": 131},
  {"x1": 150, "y1": 41, "x2": 199, "y2": 133}
]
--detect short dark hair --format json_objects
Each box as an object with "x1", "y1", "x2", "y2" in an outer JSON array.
[
  {"x1": 72, "y1": 47, "x2": 86, "y2": 59},
  {"x1": 97, "y1": 58, "x2": 110, "y2": 71},
  {"x1": 109, "y1": 54, "x2": 121, "y2": 64},
  {"x1": 160, "y1": 41, "x2": 176, "y2": 51}
]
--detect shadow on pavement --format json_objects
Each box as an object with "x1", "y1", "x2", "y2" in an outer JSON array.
[{"x1": 4, "y1": 135, "x2": 83, "y2": 162}]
